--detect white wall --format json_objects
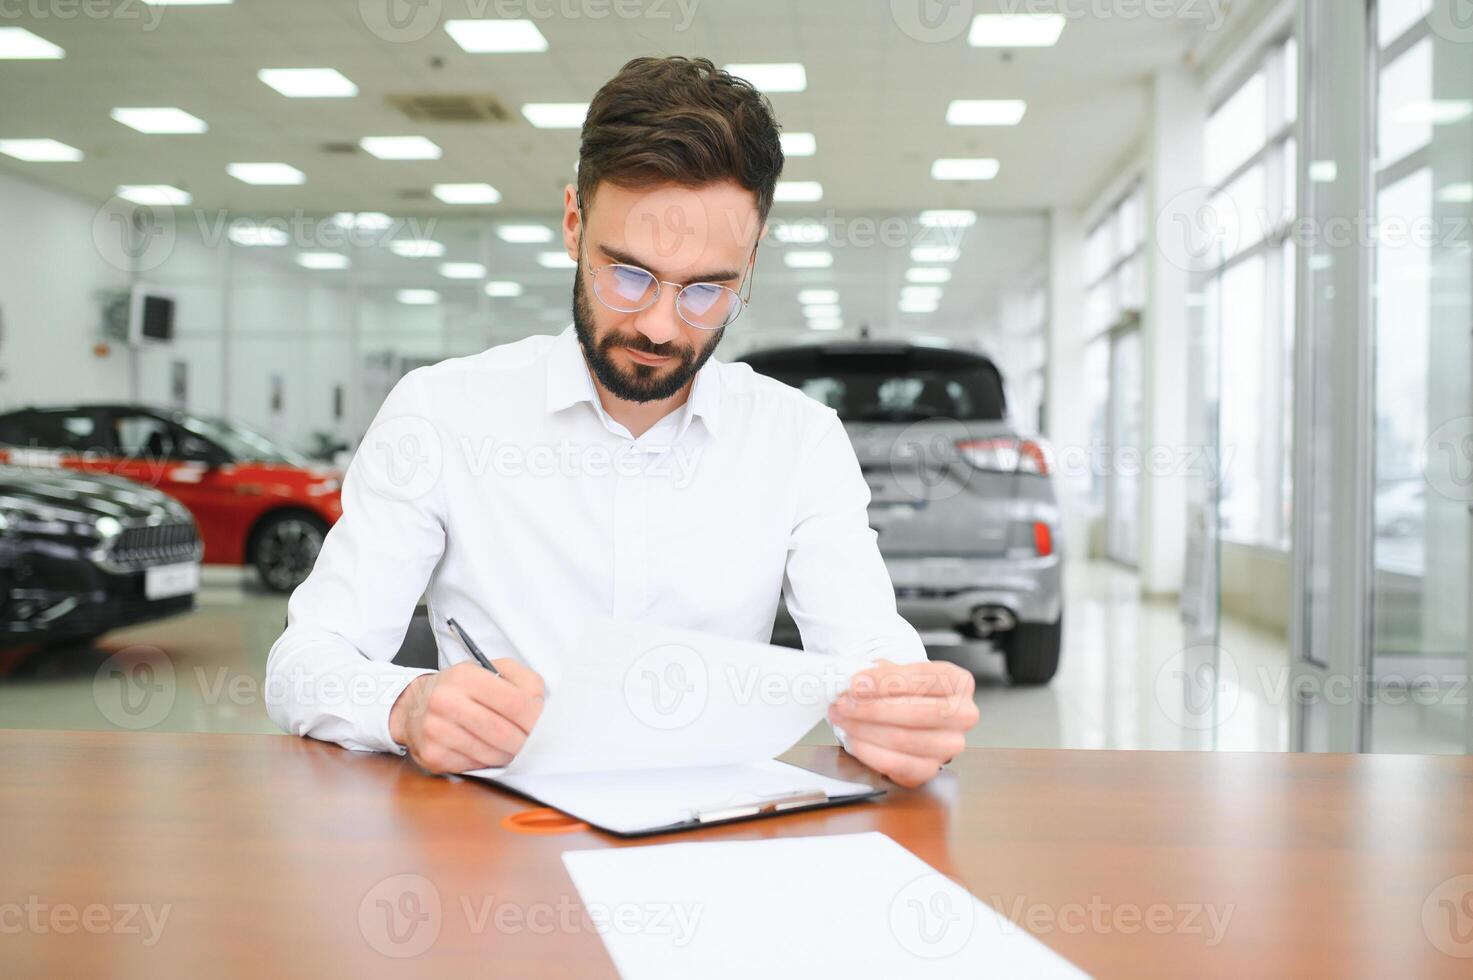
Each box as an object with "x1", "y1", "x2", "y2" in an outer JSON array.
[{"x1": 0, "y1": 169, "x2": 133, "y2": 409}]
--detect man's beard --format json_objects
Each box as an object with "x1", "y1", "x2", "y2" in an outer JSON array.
[{"x1": 571, "y1": 266, "x2": 724, "y2": 403}]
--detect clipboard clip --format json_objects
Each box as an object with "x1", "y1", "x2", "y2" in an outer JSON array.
[{"x1": 691, "y1": 789, "x2": 830, "y2": 824}]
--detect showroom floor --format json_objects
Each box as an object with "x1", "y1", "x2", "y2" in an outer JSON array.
[{"x1": 0, "y1": 561, "x2": 1317, "y2": 752}]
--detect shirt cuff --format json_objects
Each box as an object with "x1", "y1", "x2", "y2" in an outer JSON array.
[{"x1": 366, "y1": 666, "x2": 437, "y2": 755}]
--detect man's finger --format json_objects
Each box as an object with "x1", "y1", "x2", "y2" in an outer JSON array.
[
  {"x1": 830, "y1": 693, "x2": 974, "y2": 729},
  {"x1": 456, "y1": 668, "x2": 544, "y2": 734},
  {"x1": 492, "y1": 658, "x2": 547, "y2": 700},
  {"x1": 421, "y1": 711, "x2": 514, "y2": 771},
  {"x1": 436, "y1": 691, "x2": 528, "y2": 758},
  {"x1": 841, "y1": 735, "x2": 939, "y2": 789},
  {"x1": 827, "y1": 717, "x2": 967, "y2": 761},
  {"x1": 848, "y1": 663, "x2": 974, "y2": 702}
]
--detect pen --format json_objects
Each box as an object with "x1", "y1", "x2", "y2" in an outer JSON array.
[{"x1": 445, "y1": 617, "x2": 502, "y2": 677}]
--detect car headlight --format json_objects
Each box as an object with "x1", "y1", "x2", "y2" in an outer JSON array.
[{"x1": 94, "y1": 515, "x2": 124, "y2": 540}]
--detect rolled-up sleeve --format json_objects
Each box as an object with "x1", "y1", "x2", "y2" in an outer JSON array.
[{"x1": 265, "y1": 370, "x2": 447, "y2": 753}]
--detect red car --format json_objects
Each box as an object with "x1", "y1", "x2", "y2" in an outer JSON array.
[{"x1": 0, "y1": 405, "x2": 342, "y2": 592}]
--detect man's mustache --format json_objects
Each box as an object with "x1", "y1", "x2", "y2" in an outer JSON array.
[{"x1": 600, "y1": 331, "x2": 692, "y2": 361}]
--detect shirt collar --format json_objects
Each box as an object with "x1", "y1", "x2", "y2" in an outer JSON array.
[{"x1": 544, "y1": 325, "x2": 723, "y2": 439}]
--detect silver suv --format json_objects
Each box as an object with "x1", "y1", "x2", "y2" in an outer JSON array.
[{"x1": 742, "y1": 342, "x2": 1063, "y2": 684}]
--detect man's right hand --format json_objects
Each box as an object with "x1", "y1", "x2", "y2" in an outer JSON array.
[{"x1": 388, "y1": 661, "x2": 546, "y2": 774}]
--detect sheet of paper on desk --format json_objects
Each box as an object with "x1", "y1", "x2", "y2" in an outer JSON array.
[
  {"x1": 473, "y1": 617, "x2": 862, "y2": 778},
  {"x1": 562, "y1": 831, "x2": 1091, "y2": 980}
]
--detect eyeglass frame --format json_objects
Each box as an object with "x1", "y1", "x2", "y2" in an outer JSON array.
[{"x1": 575, "y1": 199, "x2": 761, "y2": 331}]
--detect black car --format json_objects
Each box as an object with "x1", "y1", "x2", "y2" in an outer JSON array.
[{"x1": 0, "y1": 465, "x2": 202, "y2": 648}]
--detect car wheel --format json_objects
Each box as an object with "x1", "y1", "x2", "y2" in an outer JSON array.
[
  {"x1": 252, "y1": 513, "x2": 327, "y2": 594},
  {"x1": 1001, "y1": 617, "x2": 1062, "y2": 686}
]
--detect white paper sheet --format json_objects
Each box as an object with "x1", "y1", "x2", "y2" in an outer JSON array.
[
  {"x1": 469, "y1": 617, "x2": 862, "y2": 778},
  {"x1": 493, "y1": 759, "x2": 876, "y2": 835},
  {"x1": 561, "y1": 832, "x2": 1091, "y2": 979}
]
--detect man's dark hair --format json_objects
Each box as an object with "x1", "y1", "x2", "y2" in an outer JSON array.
[{"x1": 578, "y1": 56, "x2": 785, "y2": 225}]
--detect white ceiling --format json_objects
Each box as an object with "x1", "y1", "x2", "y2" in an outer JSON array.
[{"x1": 0, "y1": 0, "x2": 1259, "y2": 343}]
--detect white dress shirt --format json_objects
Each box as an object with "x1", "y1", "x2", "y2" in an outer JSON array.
[{"x1": 266, "y1": 325, "x2": 926, "y2": 753}]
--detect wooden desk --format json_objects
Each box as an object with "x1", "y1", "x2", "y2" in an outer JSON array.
[{"x1": 2, "y1": 730, "x2": 1471, "y2": 978}]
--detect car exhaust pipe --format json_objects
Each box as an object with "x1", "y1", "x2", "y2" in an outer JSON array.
[{"x1": 968, "y1": 605, "x2": 1016, "y2": 637}]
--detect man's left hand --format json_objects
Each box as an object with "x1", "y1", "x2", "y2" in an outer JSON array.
[{"x1": 827, "y1": 660, "x2": 979, "y2": 788}]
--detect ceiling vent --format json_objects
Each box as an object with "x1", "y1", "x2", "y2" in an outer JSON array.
[
  {"x1": 320, "y1": 142, "x2": 359, "y2": 155},
  {"x1": 397, "y1": 189, "x2": 431, "y2": 201},
  {"x1": 388, "y1": 93, "x2": 513, "y2": 124}
]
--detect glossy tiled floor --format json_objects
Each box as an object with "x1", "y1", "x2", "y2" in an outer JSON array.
[{"x1": 0, "y1": 561, "x2": 1309, "y2": 752}]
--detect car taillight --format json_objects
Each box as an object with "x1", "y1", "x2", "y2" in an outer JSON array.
[
  {"x1": 1033, "y1": 521, "x2": 1054, "y2": 557},
  {"x1": 955, "y1": 438, "x2": 1052, "y2": 476}
]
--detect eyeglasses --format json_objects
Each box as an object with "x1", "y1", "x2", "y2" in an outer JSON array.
[{"x1": 575, "y1": 198, "x2": 759, "y2": 331}]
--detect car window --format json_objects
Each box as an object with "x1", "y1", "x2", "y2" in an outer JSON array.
[
  {"x1": 112, "y1": 414, "x2": 179, "y2": 460},
  {"x1": 744, "y1": 349, "x2": 1008, "y2": 423},
  {"x1": 2, "y1": 410, "x2": 112, "y2": 452}
]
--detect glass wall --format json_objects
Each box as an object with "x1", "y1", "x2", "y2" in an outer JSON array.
[
  {"x1": 1367, "y1": 0, "x2": 1472, "y2": 753},
  {"x1": 1204, "y1": 35, "x2": 1299, "y2": 550}
]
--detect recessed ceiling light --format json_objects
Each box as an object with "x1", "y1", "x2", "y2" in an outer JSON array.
[
  {"x1": 397, "y1": 289, "x2": 440, "y2": 305},
  {"x1": 968, "y1": 14, "x2": 1066, "y2": 48},
  {"x1": 808, "y1": 317, "x2": 843, "y2": 331},
  {"x1": 784, "y1": 251, "x2": 833, "y2": 269},
  {"x1": 227, "y1": 225, "x2": 288, "y2": 247},
  {"x1": 142, "y1": 1, "x2": 235, "y2": 5},
  {"x1": 444, "y1": 19, "x2": 549, "y2": 53},
  {"x1": 0, "y1": 27, "x2": 64, "y2": 59},
  {"x1": 258, "y1": 68, "x2": 357, "y2": 98},
  {"x1": 484, "y1": 280, "x2": 523, "y2": 297},
  {"x1": 911, "y1": 245, "x2": 960, "y2": 263},
  {"x1": 1308, "y1": 160, "x2": 1338, "y2": 183},
  {"x1": 902, "y1": 286, "x2": 944, "y2": 302},
  {"x1": 116, "y1": 184, "x2": 191, "y2": 206},
  {"x1": 388, "y1": 238, "x2": 446, "y2": 258},
  {"x1": 360, "y1": 136, "x2": 442, "y2": 160},
  {"x1": 945, "y1": 100, "x2": 1027, "y2": 126},
  {"x1": 723, "y1": 62, "x2": 807, "y2": 93},
  {"x1": 432, "y1": 183, "x2": 501, "y2": 205},
  {"x1": 496, "y1": 224, "x2": 555, "y2": 243},
  {"x1": 772, "y1": 221, "x2": 828, "y2": 245},
  {"x1": 1438, "y1": 183, "x2": 1473, "y2": 204},
  {"x1": 538, "y1": 251, "x2": 577, "y2": 269},
  {"x1": 0, "y1": 139, "x2": 82, "y2": 162},
  {"x1": 918, "y1": 209, "x2": 978, "y2": 227},
  {"x1": 334, "y1": 212, "x2": 393, "y2": 231},
  {"x1": 797, "y1": 289, "x2": 838, "y2": 305},
  {"x1": 780, "y1": 132, "x2": 816, "y2": 156},
  {"x1": 774, "y1": 181, "x2": 823, "y2": 203},
  {"x1": 297, "y1": 252, "x2": 349, "y2": 270},
  {"x1": 521, "y1": 103, "x2": 589, "y2": 128},
  {"x1": 1393, "y1": 100, "x2": 1473, "y2": 125},
  {"x1": 906, "y1": 267, "x2": 952, "y2": 283},
  {"x1": 804, "y1": 304, "x2": 842, "y2": 318},
  {"x1": 931, "y1": 158, "x2": 1000, "y2": 181},
  {"x1": 227, "y1": 162, "x2": 305, "y2": 185},
  {"x1": 899, "y1": 297, "x2": 940, "y2": 313},
  {"x1": 439, "y1": 262, "x2": 486, "y2": 279},
  {"x1": 110, "y1": 107, "x2": 207, "y2": 134}
]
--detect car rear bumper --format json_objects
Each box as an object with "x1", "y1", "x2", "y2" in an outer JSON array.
[{"x1": 886, "y1": 553, "x2": 1063, "y2": 630}]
